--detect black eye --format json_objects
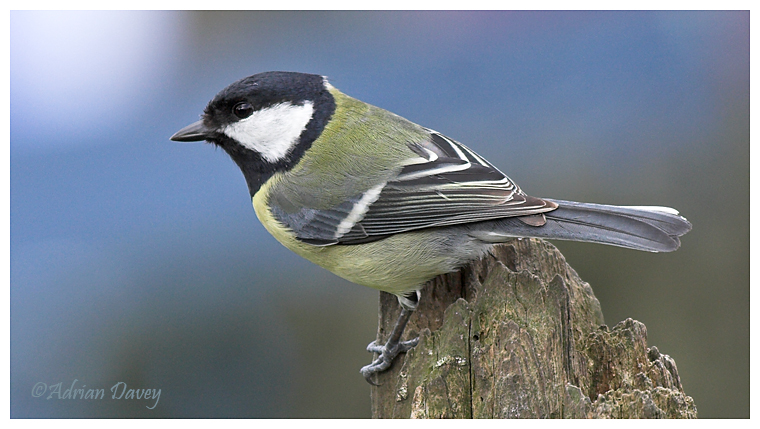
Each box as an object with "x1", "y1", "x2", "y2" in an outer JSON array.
[{"x1": 233, "y1": 102, "x2": 254, "y2": 119}]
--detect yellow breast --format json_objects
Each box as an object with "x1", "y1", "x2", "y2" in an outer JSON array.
[{"x1": 252, "y1": 178, "x2": 450, "y2": 295}]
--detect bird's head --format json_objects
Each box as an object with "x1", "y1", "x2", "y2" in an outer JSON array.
[{"x1": 171, "y1": 71, "x2": 336, "y2": 194}]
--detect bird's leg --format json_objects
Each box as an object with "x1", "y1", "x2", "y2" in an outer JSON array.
[{"x1": 360, "y1": 291, "x2": 420, "y2": 385}]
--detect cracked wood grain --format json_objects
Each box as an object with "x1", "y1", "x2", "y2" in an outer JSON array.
[{"x1": 369, "y1": 238, "x2": 696, "y2": 419}]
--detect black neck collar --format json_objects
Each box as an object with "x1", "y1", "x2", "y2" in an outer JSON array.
[{"x1": 215, "y1": 88, "x2": 336, "y2": 197}]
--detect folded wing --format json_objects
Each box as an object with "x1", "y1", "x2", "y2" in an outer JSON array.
[{"x1": 269, "y1": 130, "x2": 557, "y2": 245}]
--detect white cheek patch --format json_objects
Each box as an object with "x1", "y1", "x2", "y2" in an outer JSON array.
[{"x1": 222, "y1": 101, "x2": 315, "y2": 162}]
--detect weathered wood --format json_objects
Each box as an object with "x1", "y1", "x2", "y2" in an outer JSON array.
[{"x1": 369, "y1": 238, "x2": 696, "y2": 419}]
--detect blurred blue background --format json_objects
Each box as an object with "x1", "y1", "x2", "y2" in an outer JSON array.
[{"x1": 10, "y1": 11, "x2": 748, "y2": 418}]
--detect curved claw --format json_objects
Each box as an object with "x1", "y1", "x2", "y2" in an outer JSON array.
[
  {"x1": 360, "y1": 305, "x2": 419, "y2": 384},
  {"x1": 360, "y1": 356, "x2": 392, "y2": 385},
  {"x1": 398, "y1": 337, "x2": 419, "y2": 352},
  {"x1": 366, "y1": 340, "x2": 384, "y2": 353},
  {"x1": 360, "y1": 335, "x2": 420, "y2": 384}
]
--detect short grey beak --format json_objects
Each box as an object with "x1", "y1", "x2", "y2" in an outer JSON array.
[{"x1": 170, "y1": 120, "x2": 214, "y2": 142}]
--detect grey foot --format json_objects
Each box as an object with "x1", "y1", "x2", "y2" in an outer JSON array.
[{"x1": 360, "y1": 337, "x2": 419, "y2": 385}]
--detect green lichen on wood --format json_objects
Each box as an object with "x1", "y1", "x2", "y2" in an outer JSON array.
[
  {"x1": 402, "y1": 299, "x2": 472, "y2": 418},
  {"x1": 369, "y1": 238, "x2": 696, "y2": 419}
]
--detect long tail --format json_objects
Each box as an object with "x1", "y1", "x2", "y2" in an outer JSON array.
[{"x1": 473, "y1": 199, "x2": 692, "y2": 252}]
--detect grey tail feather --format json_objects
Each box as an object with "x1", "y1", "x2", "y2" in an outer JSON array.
[{"x1": 472, "y1": 198, "x2": 692, "y2": 253}]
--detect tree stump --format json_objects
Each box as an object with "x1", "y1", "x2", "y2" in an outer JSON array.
[{"x1": 369, "y1": 238, "x2": 697, "y2": 419}]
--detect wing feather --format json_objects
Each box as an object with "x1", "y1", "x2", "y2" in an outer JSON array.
[{"x1": 270, "y1": 129, "x2": 557, "y2": 245}]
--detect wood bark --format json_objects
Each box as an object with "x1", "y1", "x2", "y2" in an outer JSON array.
[{"x1": 369, "y1": 238, "x2": 697, "y2": 419}]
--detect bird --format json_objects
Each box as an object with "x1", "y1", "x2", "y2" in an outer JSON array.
[{"x1": 171, "y1": 71, "x2": 692, "y2": 384}]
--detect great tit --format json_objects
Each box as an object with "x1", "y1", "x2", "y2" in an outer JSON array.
[{"x1": 171, "y1": 71, "x2": 691, "y2": 383}]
